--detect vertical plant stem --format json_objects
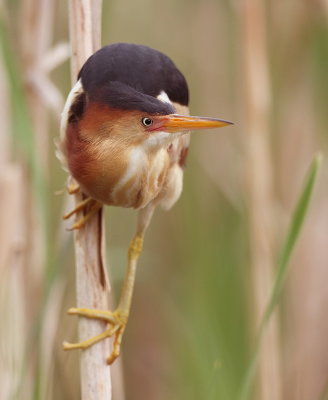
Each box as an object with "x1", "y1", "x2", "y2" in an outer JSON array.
[
  {"x1": 0, "y1": 45, "x2": 28, "y2": 400},
  {"x1": 240, "y1": 1, "x2": 282, "y2": 399},
  {"x1": 20, "y1": 0, "x2": 52, "y2": 327},
  {"x1": 68, "y1": 1, "x2": 112, "y2": 399}
]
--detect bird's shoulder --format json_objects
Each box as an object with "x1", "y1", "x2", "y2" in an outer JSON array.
[{"x1": 78, "y1": 43, "x2": 189, "y2": 106}]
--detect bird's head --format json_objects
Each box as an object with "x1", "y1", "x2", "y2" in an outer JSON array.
[{"x1": 78, "y1": 81, "x2": 232, "y2": 152}]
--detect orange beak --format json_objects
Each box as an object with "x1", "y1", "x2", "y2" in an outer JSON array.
[{"x1": 151, "y1": 114, "x2": 233, "y2": 133}]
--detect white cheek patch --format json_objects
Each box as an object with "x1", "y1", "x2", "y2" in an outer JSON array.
[
  {"x1": 144, "y1": 131, "x2": 171, "y2": 149},
  {"x1": 157, "y1": 91, "x2": 172, "y2": 104}
]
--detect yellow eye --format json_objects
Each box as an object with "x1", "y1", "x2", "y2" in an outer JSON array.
[{"x1": 142, "y1": 117, "x2": 153, "y2": 127}]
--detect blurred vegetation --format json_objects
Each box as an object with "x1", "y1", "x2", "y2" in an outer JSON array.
[{"x1": 0, "y1": 1, "x2": 327, "y2": 400}]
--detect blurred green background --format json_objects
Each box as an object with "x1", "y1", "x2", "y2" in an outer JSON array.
[{"x1": 0, "y1": 1, "x2": 327, "y2": 399}]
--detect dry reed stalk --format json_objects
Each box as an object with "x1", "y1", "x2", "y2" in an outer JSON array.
[
  {"x1": 0, "y1": 51, "x2": 9, "y2": 166},
  {"x1": 0, "y1": 168, "x2": 27, "y2": 399},
  {"x1": 18, "y1": 2, "x2": 71, "y2": 397},
  {"x1": 68, "y1": 1, "x2": 112, "y2": 398},
  {"x1": 19, "y1": 0, "x2": 56, "y2": 325},
  {"x1": 21, "y1": 0, "x2": 55, "y2": 167},
  {"x1": 0, "y1": 49, "x2": 29, "y2": 399},
  {"x1": 240, "y1": 1, "x2": 282, "y2": 399},
  {"x1": 19, "y1": 3, "x2": 68, "y2": 397},
  {"x1": 39, "y1": 280, "x2": 65, "y2": 400}
]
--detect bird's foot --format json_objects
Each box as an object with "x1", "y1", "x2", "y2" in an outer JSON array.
[
  {"x1": 67, "y1": 181, "x2": 80, "y2": 194},
  {"x1": 63, "y1": 197, "x2": 102, "y2": 230},
  {"x1": 54, "y1": 181, "x2": 80, "y2": 196},
  {"x1": 63, "y1": 307, "x2": 128, "y2": 364}
]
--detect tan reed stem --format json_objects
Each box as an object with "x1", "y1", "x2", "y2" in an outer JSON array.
[
  {"x1": 0, "y1": 50, "x2": 28, "y2": 399},
  {"x1": 20, "y1": 0, "x2": 53, "y2": 324},
  {"x1": 240, "y1": 0, "x2": 282, "y2": 399},
  {"x1": 68, "y1": 1, "x2": 112, "y2": 399}
]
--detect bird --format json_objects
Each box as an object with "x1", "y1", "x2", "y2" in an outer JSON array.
[{"x1": 58, "y1": 42, "x2": 232, "y2": 364}]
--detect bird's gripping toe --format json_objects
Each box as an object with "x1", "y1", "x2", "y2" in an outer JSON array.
[
  {"x1": 63, "y1": 307, "x2": 128, "y2": 365},
  {"x1": 63, "y1": 197, "x2": 102, "y2": 230}
]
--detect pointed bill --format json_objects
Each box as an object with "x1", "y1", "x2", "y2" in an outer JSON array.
[{"x1": 151, "y1": 114, "x2": 233, "y2": 133}]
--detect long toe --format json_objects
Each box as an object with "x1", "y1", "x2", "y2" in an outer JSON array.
[{"x1": 64, "y1": 307, "x2": 128, "y2": 362}]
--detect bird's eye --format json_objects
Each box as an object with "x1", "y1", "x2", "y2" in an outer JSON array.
[{"x1": 142, "y1": 117, "x2": 153, "y2": 127}]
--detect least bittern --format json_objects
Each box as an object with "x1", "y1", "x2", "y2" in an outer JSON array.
[{"x1": 58, "y1": 43, "x2": 232, "y2": 364}]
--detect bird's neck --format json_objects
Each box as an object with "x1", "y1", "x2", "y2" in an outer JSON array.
[
  {"x1": 74, "y1": 136, "x2": 169, "y2": 209},
  {"x1": 109, "y1": 144, "x2": 169, "y2": 208}
]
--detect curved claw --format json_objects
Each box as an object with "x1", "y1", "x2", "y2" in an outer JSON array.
[{"x1": 107, "y1": 326, "x2": 125, "y2": 365}]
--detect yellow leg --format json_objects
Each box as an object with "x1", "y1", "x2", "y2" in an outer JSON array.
[{"x1": 63, "y1": 204, "x2": 155, "y2": 364}]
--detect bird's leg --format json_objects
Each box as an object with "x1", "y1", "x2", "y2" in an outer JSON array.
[
  {"x1": 63, "y1": 197, "x2": 102, "y2": 230},
  {"x1": 63, "y1": 203, "x2": 155, "y2": 364}
]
